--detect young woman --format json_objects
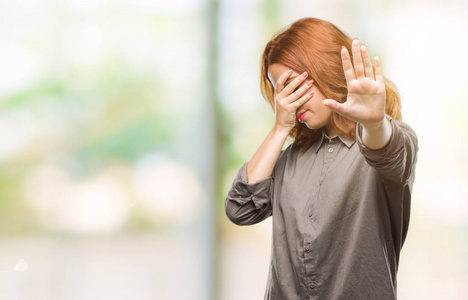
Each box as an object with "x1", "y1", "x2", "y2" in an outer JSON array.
[{"x1": 225, "y1": 17, "x2": 418, "y2": 299}]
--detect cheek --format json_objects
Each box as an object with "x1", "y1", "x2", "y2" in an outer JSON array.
[
  {"x1": 314, "y1": 101, "x2": 332, "y2": 118},
  {"x1": 320, "y1": 105, "x2": 332, "y2": 115},
  {"x1": 309, "y1": 87, "x2": 325, "y2": 102},
  {"x1": 309, "y1": 94, "x2": 326, "y2": 108},
  {"x1": 308, "y1": 85, "x2": 317, "y2": 94}
]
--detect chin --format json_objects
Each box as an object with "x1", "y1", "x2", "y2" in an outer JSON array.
[
  {"x1": 304, "y1": 122, "x2": 321, "y2": 130},
  {"x1": 302, "y1": 119, "x2": 326, "y2": 130}
]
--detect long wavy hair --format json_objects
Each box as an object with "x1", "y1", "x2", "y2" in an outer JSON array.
[{"x1": 260, "y1": 17, "x2": 402, "y2": 152}]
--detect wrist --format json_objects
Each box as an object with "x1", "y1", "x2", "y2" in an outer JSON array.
[
  {"x1": 273, "y1": 124, "x2": 292, "y2": 135},
  {"x1": 361, "y1": 117, "x2": 387, "y2": 131},
  {"x1": 359, "y1": 116, "x2": 392, "y2": 150}
]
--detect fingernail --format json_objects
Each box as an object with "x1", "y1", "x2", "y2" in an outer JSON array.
[
  {"x1": 302, "y1": 72, "x2": 308, "y2": 77},
  {"x1": 307, "y1": 80, "x2": 313, "y2": 86},
  {"x1": 287, "y1": 69, "x2": 292, "y2": 74}
]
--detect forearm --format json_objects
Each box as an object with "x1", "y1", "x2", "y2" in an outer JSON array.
[
  {"x1": 247, "y1": 125, "x2": 290, "y2": 183},
  {"x1": 360, "y1": 116, "x2": 393, "y2": 150}
]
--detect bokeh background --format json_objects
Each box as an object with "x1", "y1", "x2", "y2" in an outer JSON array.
[{"x1": 0, "y1": 0, "x2": 467, "y2": 299}]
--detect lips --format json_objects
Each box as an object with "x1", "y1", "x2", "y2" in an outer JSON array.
[{"x1": 298, "y1": 110, "x2": 307, "y2": 122}]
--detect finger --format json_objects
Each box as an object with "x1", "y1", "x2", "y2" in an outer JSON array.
[
  {"x1": 341, "y1": 46, "x2": 356, "y2": 83},
  {"x1": 280, "y1": 71, "x2": 308, "y2": 97},
  {"x1": 286, "y1": 79, "x2": 314, "y2": 104},
  {"x1": 352, "y1": 39, "x2": 365, "y2": 78},
  {"x1": 275, "y1": 69, "x2": 293, "y2": 93},
  {"x1": 374, "y1": 55, "x2": 384, "y2": 85},
  {"x1": 360, "y1": 44, "x2": 375, "y2": 80},
  {"x1": 290, "y1": 90, "x2": 314, "y2": 109},
  {"x1": 322, "y1": 99, "x2": 348, "y2": 117}
]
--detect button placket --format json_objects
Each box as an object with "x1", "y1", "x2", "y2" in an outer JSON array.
[
  {"x1": 303, "y1": 242, "x2": 317, "y2": 293},
  {"x1": 321, "y1": 140, "x2": 334, "y2": 182}
]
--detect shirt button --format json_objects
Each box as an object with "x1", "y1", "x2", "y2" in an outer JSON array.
[{"x1": 328, "y1": 147, "x2": 334, "y2": 153}]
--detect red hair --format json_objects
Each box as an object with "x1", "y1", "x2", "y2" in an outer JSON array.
[{"x1": 260, "y1": 17, "x2": 402, "y2": 152}]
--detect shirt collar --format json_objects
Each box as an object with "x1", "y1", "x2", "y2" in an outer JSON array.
[{"x1": 314, "y1": 127, "x2": 356, "y2": 154}]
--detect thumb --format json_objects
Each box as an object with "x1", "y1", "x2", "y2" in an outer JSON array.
[{"x1": 323, "y1": 99, "x2": 346, "y2": 115}]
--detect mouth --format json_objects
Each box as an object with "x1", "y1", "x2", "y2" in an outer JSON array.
[{"x1": 297, "y1": 110, "x2": 308, "y2": 122}]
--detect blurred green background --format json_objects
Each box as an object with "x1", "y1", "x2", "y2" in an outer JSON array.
[{"x1": 0, "y1": 0, "x2": 467, "y2": 299}]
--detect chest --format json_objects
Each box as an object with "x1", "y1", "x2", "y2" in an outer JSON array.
[{"x1": 273, "y1": 143, "x2": 370, "y2": 219}]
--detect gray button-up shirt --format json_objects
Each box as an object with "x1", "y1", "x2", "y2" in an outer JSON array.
[{"x1": 225, "y1": 114, "x2": 419, "y2": 299}]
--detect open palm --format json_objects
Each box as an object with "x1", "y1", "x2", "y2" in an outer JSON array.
[{"x1": 323, "y1": 39, "x2": 386, "y2": 127}]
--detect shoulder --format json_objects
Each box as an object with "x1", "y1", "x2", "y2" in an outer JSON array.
[
  {"x1": 280, "y1": 141, "x2": 296, "y2": 158},
  {"x1": 273, "y1": 142, "x2": 295, "y2": 171}
]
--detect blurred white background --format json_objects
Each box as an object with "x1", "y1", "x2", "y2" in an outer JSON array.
[{"x1": 0, "y1": 0, "x2": 466, "y2": 299}]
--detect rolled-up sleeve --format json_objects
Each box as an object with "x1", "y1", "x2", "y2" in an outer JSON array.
[
  {"x1": 225, "y1": 161, "x2": 274, "y2": 226},
  {"x1": 356, "y1": 114, "x2": 419, "y2": 185}
]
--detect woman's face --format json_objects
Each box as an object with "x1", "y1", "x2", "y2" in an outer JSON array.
[{"x1": 267, "y1": 63, "x2": 337, "y2": 136}]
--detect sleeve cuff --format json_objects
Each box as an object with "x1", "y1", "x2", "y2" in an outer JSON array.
[
  {"x1": 227, "y1": 162, "x2": 273, "y2": 210},
  {"x1": 355, "y1": 114, "x2": 419, "y2": 185},
  {"x1": 355, "y1": 114, "x2": 403, "y2": 160}
]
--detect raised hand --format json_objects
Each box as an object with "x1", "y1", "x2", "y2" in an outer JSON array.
[
  {"x1": 323, "y1": 38, "x2": 386, "y2": 127},
  {"x1": 273, "y1": 70, "x2": 314, "y2": 131}
]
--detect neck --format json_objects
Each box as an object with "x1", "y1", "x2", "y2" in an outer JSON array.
[{"x1": 324, "y1": 123, "x2": 339, "y2": 138}]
